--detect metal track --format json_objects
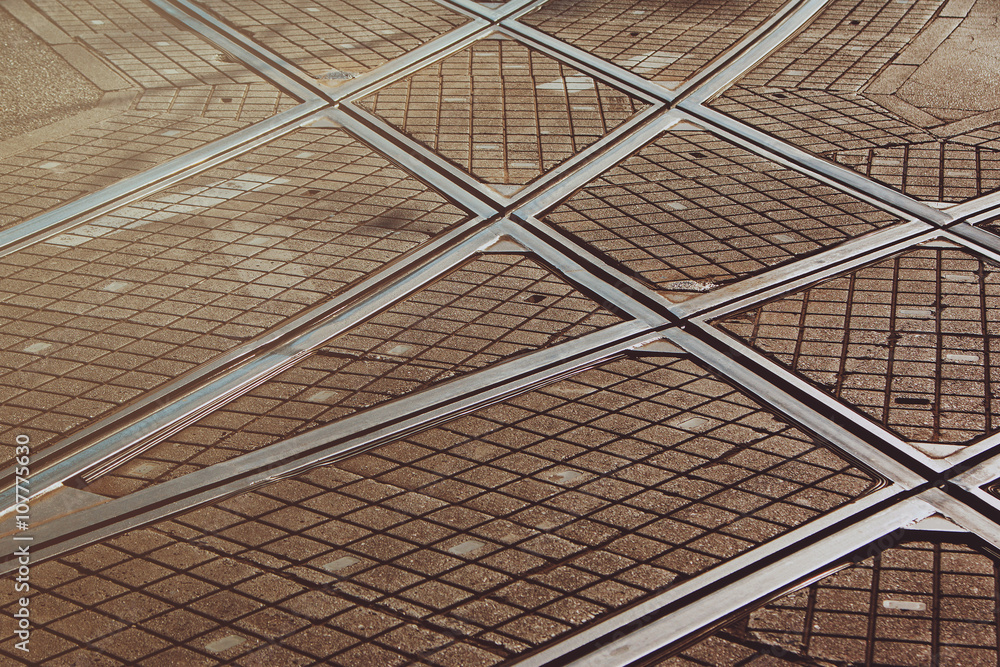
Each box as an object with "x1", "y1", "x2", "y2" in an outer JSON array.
[{"x1": 3, "y1": 0, "x2": 1000, "y2": 664}]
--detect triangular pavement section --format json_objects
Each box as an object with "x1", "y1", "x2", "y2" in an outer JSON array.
[
  {"x1": 82, "y1": 253, "x2": 627, "y2": 498},
  {"x1": 356, "y1": 34, "x2": 650, "y2": 193},
  {"x1": 661, "y1": 538, "x2": 999, "y2": 665},
  {"x1": 714, "y1": 244, "x2": 1000, "y2": 450},
  {"x1": 543, "y1": 130, "x2": 903, "y2": 294}
]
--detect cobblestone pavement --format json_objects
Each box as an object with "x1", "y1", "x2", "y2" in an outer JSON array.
[{"x1": 2, "y1": 0, "x2": 1000, "y2": 665}]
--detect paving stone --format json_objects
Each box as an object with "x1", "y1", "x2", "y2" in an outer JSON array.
[
  {"x1": 710, "y1": 0, "x2": 1000, "y2": 204},
  {"x1": 0, "y1": 355, "x2": 880, "y2": 665},
  {"x1": 196, "y1": 0, "x2": 470, "y2": 78},
  {"x1": 4, "y1": 1, "x2": 1000, "y2": 663},
  {"x1": 545, "y1": 130, "x2": 902, "y2": 292},
  {"x1": 83, "y1": 252, "x2": 623, "y2": 497},
  {"x1": 0, "y1": 0, "x2": 295, "y2": 232},
  {"x1": 0, "y1": 6, "x2": 103, "y2": 141}
]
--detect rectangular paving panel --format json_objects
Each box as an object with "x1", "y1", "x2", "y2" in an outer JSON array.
[
  {"x1": 519, "y1": 0, "x2": 784, "y2": 85},
  {"x1": 714, "y1": 244, "x2": 1000, "y2": 448},
  {"x1": 0, "y1": 0, "x2": 297, "y2": 231},
  {"x1": 0, "y1": 128, "x2": 467, "y2": 465},
  {"x1": 0, "y1": 354, "x2": 883, "y2": 665},
  {"x1": 659, "y1": 540, "x2": 1000, "y2": 666},
  {"x1": 358, "y1": 35, "x2": 650, "y2": 191},
  {"x1": 543, "y1": 130, "x2": 902, "y2": 294},
  {"x1": 81, "y1": 252, "x2": 627, "y2": 497},
  {"x1": 194, "y1": 0, "x2": 470, "y2": 78}
]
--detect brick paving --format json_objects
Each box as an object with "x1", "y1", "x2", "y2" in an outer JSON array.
[
  {"x1": 3, "y1": 355, "x2": 880, "y2": 665},
  {"x1": 3, "y1": 0, "x2": 1000, "y2": 665},
  {"x1": 0, "y1": 0, "x2": 296, "y2": 231},
  {"x1": 544, "y1": 130, "x2": 903, "y2": 291},
  {"x1": 358, "y1": 36, "x2": 649, "y2": 189}
]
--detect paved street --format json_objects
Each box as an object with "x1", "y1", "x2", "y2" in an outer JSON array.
[{"x1": 2, "y1": 0, "x2": 1000, "y2": 664}]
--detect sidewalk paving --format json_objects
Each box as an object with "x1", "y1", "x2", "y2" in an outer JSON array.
[{"x1": 2, "y1": 0, "x2": 1000, "y2": 665}]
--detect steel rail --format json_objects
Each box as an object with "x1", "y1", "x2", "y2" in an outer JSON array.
[
  {"x1": 668, "y1": 220, "x2": 936, "y2": 320},
  {"x1": 317, "y1": 21, "x2": 490, "y2": 101},
  {"x1": 149, "y1": 0, "x2": 322, "y2": 100},
  {"x1": 436, "y1": 0, "x2": 549, "y2": 23},
  {"x1": 511, "y1": 214, "x2": 678, "y2": 323},
  {"x1": 531, "y1": 497, "x2": 937, "y2": 667},
  {"x1": 916, "y1": 488, "x2": 1000, "y2": 549},
  {"x1": 22, "y1": 223, "x2": 506, "y2": 493},
  {"x1": 5, "y1": 0, "x2": 1000, "y2": 663},
  {"x1": 0, "y1": 322, "x2": 662, "y2": 571},
  {"x1": 336, "y1": 24, "x2": 666, "y2": 210},
  {"x1": 678, "y1": 0, "x2": 829, "y2": 106},
  {"x1": 0, "y1": 210, "x2": 668, "y2": 510},
  {"x1": 513, "y1": 111, "x2": 680, "y2": 219},
  {"x1": 500, "y1": 21, "x2": 679, "y2": 101},
  {"x1": 687, "y1": 319, "x2": 963, "y2": 476},
  {"x1": 325, "y1": 107, "x2": 499, "y2": 218},
  {"x1": 942, "y1": 193, "x2": 1000, "y2": 227},
  {"x1": 155, "y1": 0, "x2": 496, "y2": 108},
  {"x1": 0, "y1": 211, "x2": 486, "y2": 502},
  {"x1": 503, "y1": 0, "x2": 817, "y2": 105},
  {"x1": 662, "y1": 329, "x2": 927, "y2": 488},
  {"x1": 678, "y1": 107, "x2": 951, "y2": 226},
  {"x1": 948, "y1": 221, "x2": 1000, "y2": 255},
  {"x1": 340, "y1": 89, "x2": 665, "y2": 211}
]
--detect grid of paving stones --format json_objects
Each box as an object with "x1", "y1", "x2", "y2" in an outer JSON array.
[
  {"x1": 659, "y1": 540, "x2": 1000, "y2": 666},
  {"x1": 0, "y1": 0, "x2": 296, "y2": 231},
  {"x1": 83, "y1": 253, "x2": 625, "y2": 497},
  {"x1": 823, "y1": 141, "x2": 1000, "y2": 204},
  {"x1": 714, "y1": 245, "x2": 1000, "y2": 446},
  {"x1": 520, "y1": 0, "x2": 785, "y2": 84},
  {"x1": 194, "y1": 0, "x2": 470, "y2": 78},
  {"x1": 5, "y1": 0, "x2": 1000, "y2": 664},
  {"x1": 708, "y1": 0, "x2": 1000, "y2": 204},
  {"x1": 358, "y1": 36, "x2": 649, "y2": 189},
  {"x1": 543, "y1": 130, "x2": 903, "y2": 292},
  {"x1": 1, "y1": 355, "x2": 881, "y2": 665},
  {"x1": 0, "y1": 127, "x2": 466, "y2": 463}
]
